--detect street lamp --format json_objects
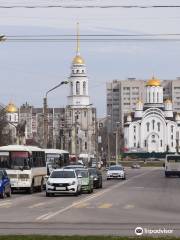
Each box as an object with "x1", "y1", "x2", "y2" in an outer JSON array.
[
  {"x1": 43, "y1": 81, "x2": 69, "y2": 148},
  {"x1": 0, "y1": 35, "x2": 6, "y2": 42},
  {"x1": 115, "y1": 122, "x2": 120, "y2": 165}
]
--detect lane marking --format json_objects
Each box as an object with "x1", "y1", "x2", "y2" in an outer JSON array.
[
  {"x1": 36, "y1": 212, "x2": 52, "y2": 221},
  {"x1": 124, "y1": 204, "x2": 134, "y2": 209},
  {"x1": 73, "y1": 203, "x2": 89, "y2": 208},
  {"x1": 36, "y1": 169, "x2": 155, "y2": 221},
  {"x1": 28, "y1": 202, "x2": 46, "y2": 208},
  {"x1": 0, "y1": 201, "x2": 12, "y2": 208},
  {"x1": 98, "y1": 203, "x2": 112, "y2": 209}
]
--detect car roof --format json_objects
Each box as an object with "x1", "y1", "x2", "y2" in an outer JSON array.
[
  {"x1": 75, "y1": 168, "x2": 88, "y2": 171},
  {"x1": 64, "y1": 165, "x2": 84, "y2": 168},
  {"x1": 52, "y1": 168, "x2": 75, "y2": 172}
]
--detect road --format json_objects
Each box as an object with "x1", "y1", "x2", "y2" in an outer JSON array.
[{"x1": 0, "y1": 167, "x2": 180, "y2": 236}]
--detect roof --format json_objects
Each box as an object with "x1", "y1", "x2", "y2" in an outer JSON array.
[
  {"x1": 44, "y1": 149, "x2": 69, "y2": 154},
  {"x1": 0, "y1": 145, "x2": 44, "y2": 152}
]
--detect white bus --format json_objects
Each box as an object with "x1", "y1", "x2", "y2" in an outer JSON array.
[
  {"x1": 44, "y1": 149, "x2": 69, "y2": 175},
  {"x1": 164, "y1": 154, "x2": 180, "y2": 177},
  {"x1": 0, "y1": 145, "x2": 46, "y2": 193}
]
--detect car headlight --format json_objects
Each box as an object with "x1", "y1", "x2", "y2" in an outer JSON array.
[
  {"x1": 94, "y1": 177, "x2": 98, "y2": 180},
  {"x1": 47, "y1": 181, "x2": 53, "y2": 186},
  {"x1": 71, "y1": 181, "x2": 76, "y2": 185},
  {"x1": 107, "y1": 172, "x2": 110, "y2": 175}
]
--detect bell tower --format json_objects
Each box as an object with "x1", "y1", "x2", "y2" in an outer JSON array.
[{"x1": 67, "y1": 23, "x2": 90, "y2": 108}]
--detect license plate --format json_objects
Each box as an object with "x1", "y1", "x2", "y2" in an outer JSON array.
[{"x1": 56, "y1": 187, "x2": 66, "y2": 191}]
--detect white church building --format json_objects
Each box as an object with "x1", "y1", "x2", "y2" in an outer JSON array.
[
  {"x1": 124, "y1": 77, "x2": 180, "y2": 153},
  {"x1": 64, "y1": 24, "x2": 96, "y2": 156}
]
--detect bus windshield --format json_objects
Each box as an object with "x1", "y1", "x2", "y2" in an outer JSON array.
[
  {"x1": 11, "y1": 152, "x2": 31, "y2": 170},
  {"x1": 46, "y1": 154, "x2": 60, "y2": 165},
  {"x1": 167, "y1": 156, "x2": 180, "y2": 162}
]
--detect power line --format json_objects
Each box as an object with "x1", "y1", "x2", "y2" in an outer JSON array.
[
  {"x1": 5, "y1": 34, "x2": 180, "y2": 38},
  {"x1": 4, "y1": 38, "x2": 180, "y2": 42},
  {"x1": 0, "y1": 5, "x2": 180, "y2": 9}
]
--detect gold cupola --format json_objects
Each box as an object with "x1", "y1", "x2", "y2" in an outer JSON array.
[
  {"x1": 6, "y1": 102, "x2": 18, "y2": 113},
  {"x1": 72, "y1": 22, "x2": 85, "y2": 65},
  {"x1": 146, "y1": 76, "x2": 161, "y2": 87}
]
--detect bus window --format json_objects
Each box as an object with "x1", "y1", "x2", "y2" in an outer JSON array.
[
  {"x1": 167, "y1": 156, "x2": 180, "y2": 162},
  {"x1": 0, "y1": 154, "x2": 10, "y2": 168}
]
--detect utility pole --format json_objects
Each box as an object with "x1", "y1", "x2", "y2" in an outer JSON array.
[
  {"x1": 107, "y1": 134, "x2": 110, "y2": 167},
  {"x1": 43, "y1": 97, "x2": 48, "y2": 148}
]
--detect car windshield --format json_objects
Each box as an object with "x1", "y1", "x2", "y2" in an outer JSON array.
[
  {"x1": 109, "y1": 166, "x2": 123, "y2": 171},
  {"x1": 88, "y1": 169, "x2": 97, "y2": 175},
  {"x1": 50, "y1": 171, "x2": 75, "y2": 178},
  {"x1": 76, "y1": 170, "x2": 89, "y2": 178}
]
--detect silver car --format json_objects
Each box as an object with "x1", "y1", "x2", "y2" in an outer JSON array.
[{"x1": 107, "y1": 165, "x2": 126, "y2": 180}]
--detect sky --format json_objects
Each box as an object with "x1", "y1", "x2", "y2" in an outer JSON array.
[{"x1": 0, "y1": 0, "x2": 180, "y2": 117}]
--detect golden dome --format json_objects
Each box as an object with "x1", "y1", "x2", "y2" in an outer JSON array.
[
  {"x1": 165, "y1": 99, "x2": 172, "y2": 103},
  {"x1": 73, "y1": 55, "x2": 84, "y2": 64},
  {"x1": 146, "y1": 77, "x2": 161, "y2": 86},
  {"x1": 6, "y1": 103, "x2": 18, "y2": 113},
  {"x1": 137, "y1": 99, "x2": 143, "y2": 104}
]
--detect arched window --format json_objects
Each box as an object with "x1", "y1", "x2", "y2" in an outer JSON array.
[
  {"x1": 76, "y1": 69, "x2": 79, "y2": 73},
  {"x1": 83, "y1": 81, "x2": 86, "y2": 95},
  {"x1": 149, "y1": 92, "x2": 151, "y2": 102},
  {"x1": 76, "y1": 81, "x2": 80, "y2": 95},
  {"x1": 146, "y1": 122, "x2": 150, "y2": 132},
  {"x1": 133, "y1": 126, "x2": 136, "y2": 133},
  {"x1": 153, "y1": 92, "x2": 155, "y2": 103},
  {"x1": 171, "y1": 125, "x2": 174, "y2": 133},
  {"x1": 157, "y1": 122, "x2": 160, "y2": 132},
  {"x1": 157, "y1": 92, "x2": 159, "y2": 102},
  {"x1": 71, "y1": 82, "x2": 73, "y2": 95},
  {"x1": 152, "y1": 120, "x2": 155, "y2": 130}
]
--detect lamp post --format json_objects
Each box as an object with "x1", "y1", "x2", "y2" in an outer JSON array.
[
  {"x1": 116, "y1": 122, "x2": 120, "y2": 165},
  {"x1": 43, "y1": 81, "x2": 69, "y2": 148}
]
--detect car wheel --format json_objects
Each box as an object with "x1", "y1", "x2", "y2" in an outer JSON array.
[
  {"x1": 46, "y1": 192, "x2": 50, "y2": 197},
  {"x1": 74, "y1": 191, "x2": 79, "y2": 196},
  {"x1": 38, "y1": 180, "x2": 44, "y2": 192},
  {"x1": 107, "y1": 178, "x2": 110, "y2": 180},
  {"x1": 6, "y1": 187, "x2": 12, "y2": 198},
  {"x1": 28, "y1": 182, "x2": 34, "y2": 194},
  {"x1": 0, "y1": 188, "x2": 5, "y2": 199}
]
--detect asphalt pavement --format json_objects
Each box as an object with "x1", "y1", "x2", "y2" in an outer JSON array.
[{"x1": 0, "y1": 167, "x2": 180, "y2": 236}]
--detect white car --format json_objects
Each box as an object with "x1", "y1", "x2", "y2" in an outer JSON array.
[
  {"x1": 46, "y1": 169, "x2": 82, "y2": 196},
  {"x1": 107, "y1": 165, "x2": 126, "y2": 180}
]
